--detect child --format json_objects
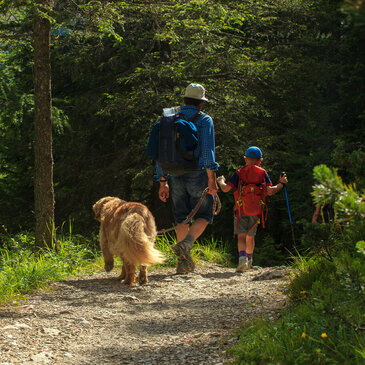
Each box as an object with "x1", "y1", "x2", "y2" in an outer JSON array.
[{"x1": 217, "y1": 146, "x2": 288, "y2": 272}]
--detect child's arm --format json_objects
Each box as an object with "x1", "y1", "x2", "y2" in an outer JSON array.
[
  {"x1": 266, "y1": 173, "x2": 288, "y2": 196},
  {"x1": 217, "y1": 176, "x2": 232, "y2": 193}
]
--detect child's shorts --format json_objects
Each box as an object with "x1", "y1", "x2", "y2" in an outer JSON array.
[{"x1": 234, "y1": 215, "x2": 259, "y2": 237}]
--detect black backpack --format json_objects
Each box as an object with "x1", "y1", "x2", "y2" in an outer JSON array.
[{"x1": 146, "y1": 111, "x2": 201, "y2": 175}]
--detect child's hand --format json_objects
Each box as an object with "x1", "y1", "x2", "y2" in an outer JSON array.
[
  {"x1": 217, "y1": 175, "x2": 226, "y2": 185},
  {"x1": 279, "y1": 173, "x2": 288, "y2": 185}
]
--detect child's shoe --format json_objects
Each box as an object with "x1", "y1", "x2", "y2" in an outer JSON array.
[{"x1": 236, "y1": 256, "x2": 248, "y2": 272}]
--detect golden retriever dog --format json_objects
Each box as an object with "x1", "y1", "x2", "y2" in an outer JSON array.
[{"x1": 93, "y1": 197, "x2": 165, "y2": 285}]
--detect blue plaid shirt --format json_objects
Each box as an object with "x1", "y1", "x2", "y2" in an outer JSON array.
[{"x1": 155, "y1": 105, "x2": 219, "y2": 180}]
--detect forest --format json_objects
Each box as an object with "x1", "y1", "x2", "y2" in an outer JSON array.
[
  {"x1": 0, "y1": 1, "x2": 364, "y2": 363},
  {"x1": 1, "y1": 0, "x2": 364, "y2": 264}
]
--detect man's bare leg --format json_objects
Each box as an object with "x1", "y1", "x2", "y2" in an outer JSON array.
[{"x1": 174, "y1": 218, "x2": 209, "y2": 271}]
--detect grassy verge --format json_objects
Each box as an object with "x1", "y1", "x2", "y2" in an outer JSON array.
[
  {"x1": 229, "y1": 252, "x2": 365, "y2": 365},
  {"x1": 0, "y1": 231, "x2": 101, "y2": 303},
  {"x1": 0, "y1": 231, "x2": 233, "y2": 304},
  {"x1": 154, "y1": 234, "x2": 234, "y2": 268}
]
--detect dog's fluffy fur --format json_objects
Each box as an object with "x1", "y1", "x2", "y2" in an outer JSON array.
[{"x1": 93, "y1": 196, "x2": 165, "y2": 285}]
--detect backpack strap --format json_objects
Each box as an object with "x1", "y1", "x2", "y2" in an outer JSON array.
[{"x1": 179, "y1": 111, "x2": 202, "y2": 124}]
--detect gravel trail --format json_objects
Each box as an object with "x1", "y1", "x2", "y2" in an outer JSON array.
[{"x1": 0, "y1": 264, "x2": 289, "y2": 364}]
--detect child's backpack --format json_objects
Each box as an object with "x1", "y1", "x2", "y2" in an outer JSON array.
[
  {"x1": 146, "y1": 111, "x2": 201, "y2": 175},
  {"x1": 233, "y1": 164, "x2": 268, "y2": 229}
]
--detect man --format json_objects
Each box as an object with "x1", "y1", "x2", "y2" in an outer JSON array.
[{"x1": 156, "y1": 83, "x2": 219, "y2": 274}]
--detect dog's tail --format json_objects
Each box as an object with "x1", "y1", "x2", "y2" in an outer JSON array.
[{"x1": 120, "y1": 213, "x2": 165, "y2": 266}]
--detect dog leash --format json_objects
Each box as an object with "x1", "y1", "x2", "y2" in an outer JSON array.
[{"x1": 157, "y1": 187, "x2": 221, "y2": 235}]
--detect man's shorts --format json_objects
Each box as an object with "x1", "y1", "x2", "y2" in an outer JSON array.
[
  {"x1": 234, "y1": 214, "x2": 259, "y2": 237},
  {"x1": 169, "y1": 169, "x2": 214, "y2": 224}
]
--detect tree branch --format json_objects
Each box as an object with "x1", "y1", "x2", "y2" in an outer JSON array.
[{"x1": 0, "y1": 32, "x2": 31, "y2": 39}]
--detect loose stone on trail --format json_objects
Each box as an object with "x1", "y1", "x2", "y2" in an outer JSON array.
[{"x1": 0, "y1": 264, "x2": 289, "y2": 364}]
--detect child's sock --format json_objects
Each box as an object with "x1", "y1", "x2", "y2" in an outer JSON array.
[
  {"x1": 246, "y1": 253, "x2": 253, "y2": 260},
  {"x1": 239, "y1": 250, "x2": 247, "y2": 258}
]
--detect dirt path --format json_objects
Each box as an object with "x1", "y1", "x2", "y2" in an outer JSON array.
[{"x1": 0, "y1": 264, "x2": 289, "y2": 364}]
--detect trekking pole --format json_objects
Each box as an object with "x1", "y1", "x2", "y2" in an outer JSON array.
[{"x1": 281, "y1": 172, "x2": 296, "y2": 246}]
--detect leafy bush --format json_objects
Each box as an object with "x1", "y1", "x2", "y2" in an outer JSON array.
[{"x1": 230, "y1": 164, "x2": 365, "y2": 364}]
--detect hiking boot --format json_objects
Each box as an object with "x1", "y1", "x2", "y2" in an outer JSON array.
[
  {"x1": 236, "y1": 256, "x2": 248, "y2": 273},
  {"x1": 172, "y1": 242, "x2": 194, "y2": 269},
  {"x1": 176, "y1": 258, "x2": 195, "y2": 274},
  {"x1": 247, "y1": 258, "x2": 253, "y2": 270}
]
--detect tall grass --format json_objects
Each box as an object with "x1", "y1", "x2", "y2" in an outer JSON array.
[
  {"x1": 0, "y1": 230, "x2": 233, "y2": 303},
  {"x1": 154, "y1": 234, "x2": 234, "y2": 268},
  {"x1": 229, "y1": 253, "x2": 365, "y2": 365},
  {"x1": 0, "y1": 230, "x2": 99, "y2": 303}
]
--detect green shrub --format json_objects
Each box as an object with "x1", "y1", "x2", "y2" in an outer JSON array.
[{"x1": 231, "y1": 165, "x2": 365, "y2": 364}]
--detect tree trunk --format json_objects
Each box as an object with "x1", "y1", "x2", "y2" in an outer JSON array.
[{"x1": 33, "y1": 0, "x2": 56, "y2": 248}]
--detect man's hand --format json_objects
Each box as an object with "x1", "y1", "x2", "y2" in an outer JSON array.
[{"x1": 159, "y1": 182, "x2": 169, "y2": 202}]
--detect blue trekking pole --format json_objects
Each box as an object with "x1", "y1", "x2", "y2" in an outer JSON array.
[{"x1": 281, "y1": 172, "x2": 296, "y2": 246}]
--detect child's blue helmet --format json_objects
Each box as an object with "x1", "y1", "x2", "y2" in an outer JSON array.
[{"x1": 246, "y1": 146, "x2": 262, "y2": 158}]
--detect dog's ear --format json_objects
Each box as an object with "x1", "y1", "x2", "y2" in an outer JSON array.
[
  {"x1": 93, "y1": 197, "x2": 118, "y2": 222},
  {"x1": 92, "y1": 202, "x2": 102, "y2": 221},
  {"x1": 93, "y1": 197, "x2": 110, "y2": 222}
]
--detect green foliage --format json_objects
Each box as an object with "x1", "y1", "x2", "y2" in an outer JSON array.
[
  {"x1": 0, "y1": 229, "x2": 234, "y2": 303},
  {"x1": 154, "y1": 233, "x2": 234, "y2": 268},
  {"x1": 312, "y1": 164, "x2": 365, "y2": 222},
  {"x1": 311, "y1": 164, "x2": 365, "y2": 252},
  {"x1": 230, "y1": 298, "x2": 365, "y2": 364},
  {"x1": 356, "y1": 240, "x2": 365, "y2": 255},
  {"x1": 251, "y1": 233, "x2": 287, "y2": 267},
  {"x1": 231, "y1": 254, "x2": 365, "y2": 364},
  {"x1": 299, "y1": 220, "x2": 340, "y2": 259},
  {"x1": 0, "y1": 229, "x2": 99, "y2": 302},
  {"x1": 194, "y1": 237, "x2": 234, "y2": 267},
  {"x1": 231, "y1": 164, "x2": 365, "y2": 363},
  {"x1": 0, "y1": 0, "x2": 364, "y2": 268},
  {"x1": 154, "y1": 234, "x2": 178, "y2": 268}
]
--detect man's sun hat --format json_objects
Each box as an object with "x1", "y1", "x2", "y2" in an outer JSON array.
[
  {"x1": 246, "y1": 146, "x2": 262, "y2": 158},
  {"x1": 183, "y1": 83, "x2": 208, "y2": 101}
]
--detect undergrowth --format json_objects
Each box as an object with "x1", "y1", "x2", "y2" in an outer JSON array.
[
  {"x1": 0, "y1": 230, "x2": 100, "y2": 303},
  {"x1": 229, "y1": 253, "x2": 365, "y2": 365},
  {"x1": 0, "y1": 229, "x2": 233, "y2": 304},
  {"x1": 229, "y1": 165, "x2": 365, "y2": 364},
  {"x1": 154, "y1": 234, "x2": 234, "y2": 268}
]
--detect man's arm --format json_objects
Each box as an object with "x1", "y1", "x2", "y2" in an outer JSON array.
[
  {"x1": 206, "y1": 169, "x2": 218, "y2": 195},
  {"x1": 199, "y1": 115, "x2": 219, "y2": 195}
]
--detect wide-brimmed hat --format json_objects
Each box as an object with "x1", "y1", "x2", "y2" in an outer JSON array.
[
  {"x1": 246, "y1": 146, "x2": 262, "y2": 158},
  {"x1": 183, "y1": 83, "x2": 208, "y2": 101}
]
